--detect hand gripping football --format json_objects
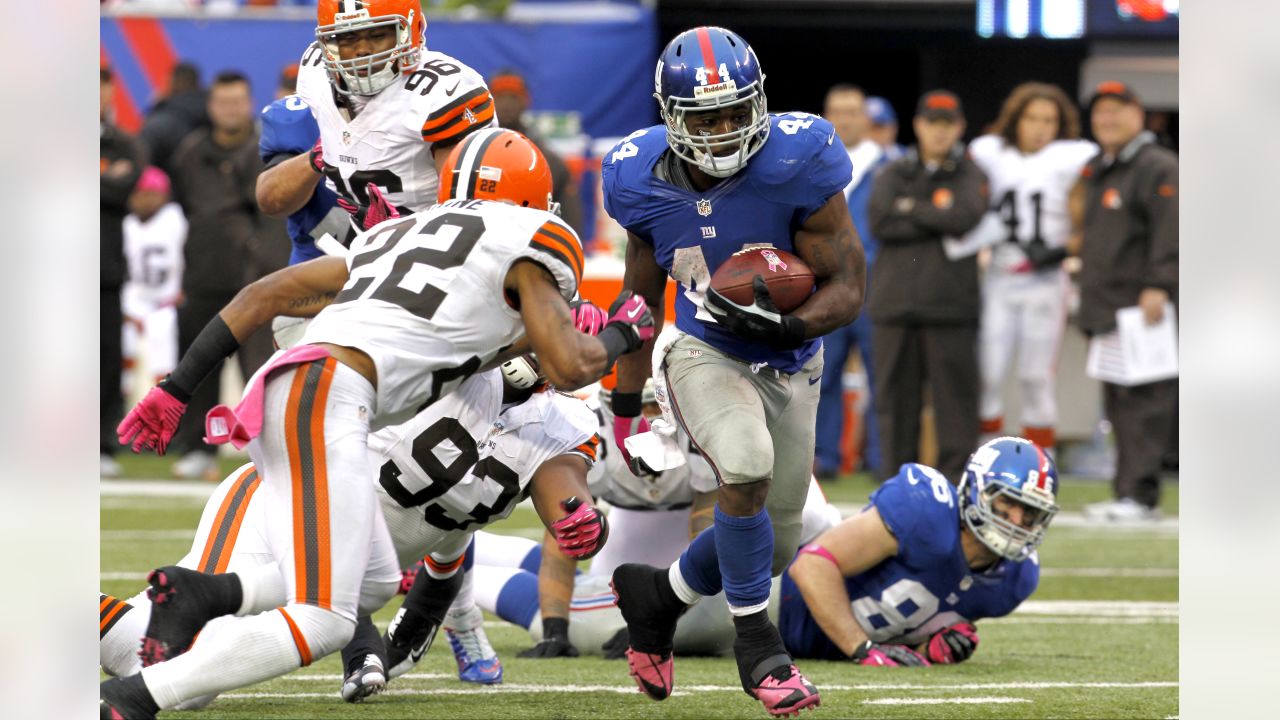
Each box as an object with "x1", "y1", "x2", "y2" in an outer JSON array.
[{"x1": 709, "y1": 247, "x2": 814, "y2": 314}]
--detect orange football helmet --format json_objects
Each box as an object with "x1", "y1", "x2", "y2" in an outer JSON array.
[
  {"x1": 315, "y1": 0, "x2": 426, "y2": 96},
  {"x1": 438, "y1": 129, "x2": 559, "y2": 214}
]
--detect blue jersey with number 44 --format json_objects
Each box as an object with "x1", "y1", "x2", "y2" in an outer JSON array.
[
  {"x1": 601, "y1": 113, "x2": 852, "y2": 373},
  {"x1": 259, "y1": 95, "x2": 352, "y2": 265},
  {"x1": 778, "y1": 463, "x2": 1039, "y2": 659}
]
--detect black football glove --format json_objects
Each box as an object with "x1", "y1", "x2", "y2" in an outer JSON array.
[
  {"x1": 1022, "y1": 239, "x2": 1067, "y2": 271},
  {"x1": 601, "y1": 627, "x2": 630, "y2": 660},
  {"x1": 518, "y1": 617, "x2": 579, "y2": 658},
  {"x1": 704, "y1": 275, "x2": 806, "y2": 350}
]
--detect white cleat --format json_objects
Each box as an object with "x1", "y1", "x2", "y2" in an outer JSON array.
[{"x1": 341, "y1": 654, "x2": 386, "y2": 703}]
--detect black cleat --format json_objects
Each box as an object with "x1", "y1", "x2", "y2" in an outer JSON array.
[
  {"x1": 383, "y1": 605, "x2": 441, "y2": 680},
  {"x1": 610, "y1": 564, "x2": 686, "y2": 701},
  {"x1": 100, "y1": 675, "x2": 159, "y2": 720},
  {"x1": 139, "y1": 566, "x2": 235, "y2": 667}
]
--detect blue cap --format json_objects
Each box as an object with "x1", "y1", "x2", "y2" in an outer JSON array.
[{"x1": 866, "y1": 96, "x2": 897, "y2": 126}]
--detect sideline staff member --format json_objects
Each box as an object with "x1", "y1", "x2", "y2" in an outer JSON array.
[
  {"x1": 867, "y1": 91, "x2": 988, "y2": 483},
  {"x1": 1075, "y1": 81, "x2": 1178, "y2": 522}
]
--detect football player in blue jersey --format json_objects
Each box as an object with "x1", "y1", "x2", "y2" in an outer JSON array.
[
  {"x1": 600, "y1": 26, "x2": 865, "y2": 716},
  {"x1": 256, "y1": 94, "x2": 355, "y2": 266},
  {"x1": 784, "y1": 437, "x2": 1057, "y2": 667}
]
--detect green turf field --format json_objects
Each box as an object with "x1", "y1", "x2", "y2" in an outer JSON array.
[{"x1": 101, "y1": 466, "x2": 1178, "y2": 719}]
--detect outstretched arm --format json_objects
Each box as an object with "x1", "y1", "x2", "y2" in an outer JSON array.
[
  {"x1": 787, "y1": 507, "x2": 898, "y2": 657},
  {"x1": 257, "y1": 152, "x2": 324, "y2": 217},
  {"x1": 615, "y1": 233, "x2": 667, "y2": 394}
]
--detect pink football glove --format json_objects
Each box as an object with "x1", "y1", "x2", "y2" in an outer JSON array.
[
  {"x1": 117, "y1": 382, "x2": 188, "y2": 455},
  {"x1": 605, "y1": 290, "x2": 655, "y2": 348},
  {"x1": 337, "y1": 182, "x2": 401, "y2": 232},
  {"x1": 851, "y1": 641, "x2": 931, "y2": 667},
  {"x1": 612, "y1": 413, "x2": 653, "y2": 476},
  {"x1": 398, "y1": 559, "x2": 426, "y2": 595},
  {"x1": 570, "y1": 299, "x2": 608, "y2": 336},
  {"x1": 550, "y1": 497, "x2": 609, "y2": 559},
  {"x1": 925, "y1": 622, "x2": 979, "y2": 664},
  {"x1": 307, "y1": 137, "x2": 327, "y2": 175}
]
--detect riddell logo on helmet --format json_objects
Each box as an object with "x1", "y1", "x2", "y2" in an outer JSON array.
[
  {"x1": 693, "y1": 79, "x2": 738, "y2": 98},
  {"x1": 334, "y1": 10, "x2": 371, "y2": 22}
]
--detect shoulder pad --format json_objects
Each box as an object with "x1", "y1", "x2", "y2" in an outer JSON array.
[
  {"x1": 405, "y1": 54, "x2": 496, "y2": 145},
  {"x1": 259, "y1": 97, "x2": 320, "y2": 160},
  {"x1": 871, "y1": 464, "x2": 960, "y2": 563},
  {"x1": 747, "y1": 113, "x2": 851, "y2": 214},
  {"x1": 600, "y1": 126, "x2": 667, "y2": 231}
]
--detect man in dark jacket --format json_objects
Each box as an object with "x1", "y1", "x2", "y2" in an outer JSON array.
[
  {"x1": 167, "y1": 70, "x2": 268, "y2": 479},
  {"x1": 489, "y1": 70, "x2": 586, "y2": 238},
  {"x1": 866, "y1": 91, "x2": 988, "y2": 483},
  {"x1": 101, "y1": 67, "x2": 147, "y2": 477},
  {"x1": 1075, "y1": 82, "x2": 1178, "y2": 522},
  {"x1": 141, "y1": 62, "x2": 208, "y2": 178}
]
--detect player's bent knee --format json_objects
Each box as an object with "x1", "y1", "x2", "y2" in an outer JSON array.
[
  {"x1": 715, "y1": 442, "x2": 775, "y2": 486},
  {"x1": 358, "y1": 577, "x2": 401, "y2": 617},
  {"x1": 284, "y1": 604, "x2": 357, "y2": 660}
]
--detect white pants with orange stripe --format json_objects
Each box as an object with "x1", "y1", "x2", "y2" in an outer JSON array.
[
  {"x1": 140, "y1": 359, "x2": 401, "y2": 710},
  {"x1": 978, "y1": 269, "x2": 1069, "y2": 448}
]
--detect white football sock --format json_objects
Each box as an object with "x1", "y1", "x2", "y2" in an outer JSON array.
[
  {"x1": 668, "y1": 562, "x2": 704, "y2": 606},
  {"x1": 100, "y1": 592, "x2": 148, "y2": 678},
  {"x1": 472, "y1": 530, "x2": 540, "y2": 569},
  {"x1": 445, "y1": 568, "x2": 477, "y2": 626},
  {"x1": 141, "y1": 604, "x2": 353, "y2": 710},
  {"x1": 234, "y1": 561, "x2": 288, "y2": 616}
]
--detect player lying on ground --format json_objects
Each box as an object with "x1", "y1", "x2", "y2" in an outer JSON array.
[
  {"x1": 465, "y1": 475, "x2": 841, "y2": 659},
  {"x1": 467, "y1": 436, "x2": 1056, "y2": 668},
  {"x1": 101, "y1": 363, "x2": 606, "y2": 710},
  {"x1": 102, "y1": 130, "x2": 650, "y2": 720},
  {"x1": 601, "y1": 26, "x2": 865, "y2": 716}
]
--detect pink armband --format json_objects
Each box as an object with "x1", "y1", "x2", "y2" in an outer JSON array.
[{"x1": 798, "y1": 543, "x2": 839, "y2": 566}]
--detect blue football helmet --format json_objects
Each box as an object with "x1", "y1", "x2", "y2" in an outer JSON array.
[
  {"x1": 653, "y1": 26, "x2": 770, "y2": 178},
  {"x1": 958, "y1": 437, "x2": 1060, "y2": 561}
]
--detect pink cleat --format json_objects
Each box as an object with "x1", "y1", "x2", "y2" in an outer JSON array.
[
  {"x1": 624, "y1": 647, "x2": 675, "y2": 701},
  {"x1": 750, "y1": 664, "x2": 821, "y2": 717}
]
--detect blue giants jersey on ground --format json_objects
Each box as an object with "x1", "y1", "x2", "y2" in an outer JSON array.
[
  {"x1": 601, "y1": 113, "x2": 852, "y2": 373},
  {"x1": 778, "y1": 463, "x2": 1040, "y2": 660},
  {"x1": 259, "y1": 95, "x2": 352, "y2": 265}
]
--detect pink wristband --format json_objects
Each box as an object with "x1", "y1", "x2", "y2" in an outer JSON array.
[{"x1": 798, "y1": 543, "x2": 839, "y2": 566}]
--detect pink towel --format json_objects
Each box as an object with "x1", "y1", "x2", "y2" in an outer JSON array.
[{"x1": 204, "y1": 345, "x2": 332, "y2": 449}]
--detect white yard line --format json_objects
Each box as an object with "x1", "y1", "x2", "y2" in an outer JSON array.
[
  {"x1": 101, "y1": 530, "x2": 194, "y2": 541},
  {"x1": 223, "y1": 680, "x2": 1178, "y2": 700},
  {"x1": 100, "y1": 480, "x2": 219, "y2": 498},
  {"x1": 1016, "y1": 600, "x2": 1177, "y2": 617},
  {"x1": 863, "y1": 697, "x2": 1031, "y2": 705}
]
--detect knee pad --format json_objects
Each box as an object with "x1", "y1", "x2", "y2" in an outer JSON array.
[
  {"x1": 715, "y1": 433, "x2": 775, "y2": 484},
  {"x1": 282, "y1": 604, "x2": 356, "y2": 660},
  {"x1": 357, "y1": 577, "x2": 401, "y2": 617}
]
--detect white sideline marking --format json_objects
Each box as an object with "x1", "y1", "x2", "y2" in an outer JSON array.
[
  {"x1": 225, "y1": 680, "x2": 1177, "y2": 700},
  {"x1": 1016, "y1": 600, "x2": 1178, "y2": 617},
  {"x1": 987, "y1": 616, "x2": 1176, "y2": 625},
  {"x1": 102, "y1": 530, "x2": 194, "y2": 541},
  {"x1": 101, "y1": 572, "x2": 149, "y2": 581},
  {"x1": 863, "y1": 696, "x2": 1030, "y2": 705},
  {"x1": 1039, "y1": 567, "x2": 1177, "y2": 578},
  {"x1": 101, "y1": 480, "x2": 219, "y2": 498}
]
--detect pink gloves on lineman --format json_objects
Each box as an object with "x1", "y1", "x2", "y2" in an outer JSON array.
[
  {"x1": 570, "y1": 299, "x2": 609, "y2": 336},
  {"x1": 337, "y1": 182, "x2": 401, "y2": 232},
  {"x1": 117, "y1": 382, "x2": 188, "y2": 455},
  {"x1": 551, "y1": 497, "x2": 609, "y2": 559},
  {"x1": 925, "y1": 622, "x2": 979, "y2": 664}
]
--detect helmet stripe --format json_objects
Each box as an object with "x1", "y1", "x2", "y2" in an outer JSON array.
[
  {"x1": 695, "y1": 27, "x2": 721, "y2": 83},
  {"x1": 454, "y1": 128, "x2": 502, "y2": 200},
  {"x1": 1032, "y1": 443, "x2": 1049, "y2": 491}
]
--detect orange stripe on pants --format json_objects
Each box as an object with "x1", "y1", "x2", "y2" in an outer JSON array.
[
  {"x1": 285, "y1": 359, "x2": 337, "y2": 609},
  {"x1": 197, "y1": 465, "x2": 262, "y2": 573},
  {"x1": 277, "y1": 608, "x2": 313, "y2": 666}
]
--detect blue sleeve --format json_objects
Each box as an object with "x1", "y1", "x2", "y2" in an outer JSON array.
[
  {"x1": 869, "y1": 465, "x2": 958, "y2": 567},
  {"x1": 799, "y1": 120, "x2": 854, "y2": 222},
  {"x1": 600, "y1": 126, "x2": 664, "y2": 236},
  {"x1": 259, "y1": 96, "x2": 320, "y2": 165}
]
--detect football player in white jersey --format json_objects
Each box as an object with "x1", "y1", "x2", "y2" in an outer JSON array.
[
  {"x1": 256, "y1": 0, "x2": 496, "y2": 228},
  {"x1": 964, "y1": 83, "x2": 1096, "y2": 453},
  {"x1": 104, "y1": 130, "x2": 653, "y2": 719},
  {"x1": 121, "y1": 167, "x2": 186, "y2": 391},
  {"x1": 100, "y1": 364, "x2": 603, "y2": 707}
]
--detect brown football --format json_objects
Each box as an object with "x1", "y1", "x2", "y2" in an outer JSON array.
[{"x1": 709, "y1": 247, "x2": 815, "y2": 314}]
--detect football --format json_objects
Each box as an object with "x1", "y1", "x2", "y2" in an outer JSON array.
[{"x1": 709, "y1": 247, "x2": 815, "y2": 314}]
